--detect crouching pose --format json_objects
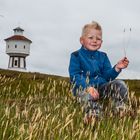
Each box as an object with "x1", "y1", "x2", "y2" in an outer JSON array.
[{"x1": 68, "y1": 21, "x2": 129, "y2": 123}]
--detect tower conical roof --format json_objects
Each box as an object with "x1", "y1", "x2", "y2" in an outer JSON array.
[{"x1": 4, "y1": 35, "x2": 32, "y2": 43}]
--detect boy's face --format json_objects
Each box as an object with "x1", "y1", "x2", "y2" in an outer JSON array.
[{"x1": 80, "y1": 28, "x2": 102, "y2": 51}]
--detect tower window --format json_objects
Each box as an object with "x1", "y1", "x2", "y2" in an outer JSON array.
[
  {"x1": 15, "y1": 60, "x2": 18, "y2": 66},
  {"x1": 15, "y1": 44, "x2": 17, "y2": 48},
  {"x1": 8, "y1": 45, "x2": 9, "y2": 48},
  {"x1": 24, "y1": 45, "x2": 25, "y2": 49}
]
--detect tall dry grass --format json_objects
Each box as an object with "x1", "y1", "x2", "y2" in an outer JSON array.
[{"x1": 0, "y1": 73, "x2": 140, "y2": 140}]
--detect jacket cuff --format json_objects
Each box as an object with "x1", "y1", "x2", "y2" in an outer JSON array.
[{"x1": 112, "y1": 65, "x2": 121, "y2": 76}]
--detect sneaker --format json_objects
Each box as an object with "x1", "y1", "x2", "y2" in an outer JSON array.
[
  {"x1": 83, "y1": 106, "x2": 102, "y2": 124},
  {"x1": 91, "y1": 102, "x2": 103, "y2": 118}
]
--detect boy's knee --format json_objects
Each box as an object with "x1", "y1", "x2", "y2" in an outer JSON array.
[
  {"x1": 112, "y1": 80, "x2": 127, "y2": 89},
  {"x1": 112, "y1": 80, "x2": 128, "y2": 100}
]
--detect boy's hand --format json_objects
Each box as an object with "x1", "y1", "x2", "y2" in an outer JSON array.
[
  {"x1": 115, "y1": 57, "x2": 129, "y2": 72},
  {"x1": 87, "y1": 87, "x2": 99, "y2": 100}
]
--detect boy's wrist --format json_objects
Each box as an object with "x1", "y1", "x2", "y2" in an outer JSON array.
[{"x1": 115, "y1": 65, "x2": 121, "y2": 72}]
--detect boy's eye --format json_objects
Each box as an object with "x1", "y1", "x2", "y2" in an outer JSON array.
[
  {"x1": 88, "y1": 37, "x2": 93, "y2": 39},
  {"x1": 96, "y1": 38, "x2": 102, "y2": 41}
]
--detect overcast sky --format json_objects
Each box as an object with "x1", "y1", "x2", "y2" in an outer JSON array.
[{"x1": 0, "y1": 0, "x2": 140, "y2": 79}]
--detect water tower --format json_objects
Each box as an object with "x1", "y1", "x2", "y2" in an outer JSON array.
[{"x1": 4, "y1": 27, "x2": 32, "y2": 70}]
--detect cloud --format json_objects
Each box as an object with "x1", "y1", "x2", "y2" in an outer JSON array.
[{"x1": 0, "y1": 0, "x2": 140, "y2": 79}]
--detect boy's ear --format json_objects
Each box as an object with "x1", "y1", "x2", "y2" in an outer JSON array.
[{"x1": 80, "y1": 37, "x2": 83, "y2": 45}]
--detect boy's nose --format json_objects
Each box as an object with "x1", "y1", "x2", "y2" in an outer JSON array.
[{"x1": 93, "y1": 37, "x2": 97, "y2": 42}]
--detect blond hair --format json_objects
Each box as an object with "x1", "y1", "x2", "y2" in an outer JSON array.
[{"x1": 81, "y1": 21, "x2": 102, "y2": 36}]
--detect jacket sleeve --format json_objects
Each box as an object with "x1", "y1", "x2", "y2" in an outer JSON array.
[
  {"x1": 69, "y1": 53, "x2": 87, "y2": 90},
  {"x1": 102, "y1": 54, "x2": 121, "y2": 81}
]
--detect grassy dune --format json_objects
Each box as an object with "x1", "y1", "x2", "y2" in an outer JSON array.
[{"x1": 0, "y1": 69, "x2": 140, "y2": 140}]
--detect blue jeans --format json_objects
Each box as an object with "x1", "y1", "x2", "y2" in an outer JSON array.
[
  {"x1": 98, "y1": 79, "x2": 128, "y2": 102},
  {"x1": 77, "y1": 80, "x2": 128, "y2": 115}
]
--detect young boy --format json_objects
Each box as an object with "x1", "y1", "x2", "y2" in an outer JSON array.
[{"x1": 69, "y1": 21, "x2": 129, "y2": 122}]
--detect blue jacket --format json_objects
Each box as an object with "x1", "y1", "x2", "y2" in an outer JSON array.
[{"x1": 69, "y1": 46, "x2": 120, "y2": 95}]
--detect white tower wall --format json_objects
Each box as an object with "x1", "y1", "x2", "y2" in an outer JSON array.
[
  {"x1": 20, "y1": 57, "x2": 24, "y2": 68},
  {"x1": 14, "y1": 30, "x2": 23, "y2": 36},
  {"x1": 6, "y1": 40, "x2": 30, "y2": 56}
]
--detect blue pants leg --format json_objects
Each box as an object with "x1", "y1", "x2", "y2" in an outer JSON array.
[
  {"x1": 98, "y1": 79, "x2": 128, "y2": 103},
  {"x1": 77, "y1": 91, "x2": 101, "y2": 117}
]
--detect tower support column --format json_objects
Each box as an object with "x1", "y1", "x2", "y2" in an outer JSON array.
[{"x1": 8, "y1": 56, "x2": 26, "y2": 70}]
